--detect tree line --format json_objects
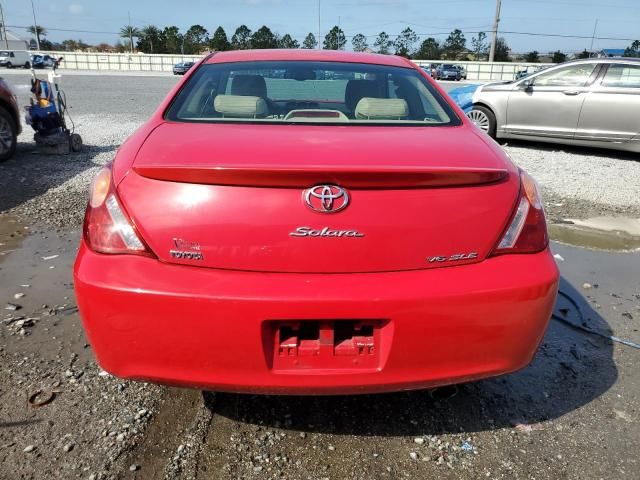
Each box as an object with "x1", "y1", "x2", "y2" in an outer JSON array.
[
  {"x1": 29, "y1": 23, "x2": 508, "y2": 60},
  {"x1": 27, "y1": 24, "x2": 640, "y2": 61},
  {"x1": 122, "y1": 24, "x2": 514, "y2": 61}
]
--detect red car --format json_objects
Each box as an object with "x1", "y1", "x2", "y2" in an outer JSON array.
[{"x1": 74, "y1": 50, "x2": 558, "y2": 395}]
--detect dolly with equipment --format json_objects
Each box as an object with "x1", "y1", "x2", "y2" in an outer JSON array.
[{"x1": 25, "y1": 57, "x2": 82, "y2": 154}]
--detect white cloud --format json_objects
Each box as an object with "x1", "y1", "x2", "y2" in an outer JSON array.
[{"x1": 68, "y1": 3, "x2": 84, "y2": 15}]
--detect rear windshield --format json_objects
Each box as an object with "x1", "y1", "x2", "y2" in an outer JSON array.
[{"x1": 166, "y1": 60, "x2": 460, "y2": 126}]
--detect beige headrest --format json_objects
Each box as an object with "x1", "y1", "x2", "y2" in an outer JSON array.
[
  {"x1": 214, "y1": 95, "x2": 268, "y2": 118},
  {"x1": 355, "y1": 98, "x2": 409, "y2": 120}
]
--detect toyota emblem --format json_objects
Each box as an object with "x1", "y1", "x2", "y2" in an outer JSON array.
[{"x1": 304, "y1": 185, "x2": 350, "y2": 213}]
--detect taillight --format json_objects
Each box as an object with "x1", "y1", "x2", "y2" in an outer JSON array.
[
  {"x1": 491, "y1": 171, "x2": 548, "y2": 255},
  {"x1": 83, "y1": 165, "x2": 153, "y2": 256}
]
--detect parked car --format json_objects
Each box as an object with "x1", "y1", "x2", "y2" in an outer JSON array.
[
  {"x1": 31, "y1": 54, "x2": 57, "y2": 69},
  {"x1": 420, "y1": 65, "x2": 432, "y2": 77},
  {"x1": 436, "y1": 63, "x2": 462, "y2": 81},
  {"x1": 74, "y1": 49, "x2": 558, "y2": 395},
  {"x1": 0, "y1": 77, "x2": 20, "y2": 161},
  {"x1": 455, "y1": 65, "x2": 467, "y2": 80},
  {"x1": 0, "y1": 50, "x2": 31, "y2": 69},
  {"x1": 514, "y1": 65, "x2": 547, "y2": 80},
  {"x1": 173, "y1": 61, "x2": 195, "y2": 75},
  {"x1": 467, "y1": 58, "x2": 640, "y2": 153}
]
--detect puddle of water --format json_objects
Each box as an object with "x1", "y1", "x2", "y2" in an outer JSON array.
[
  {"x1": 0, "y1": 213, "x2": 28, "y2": 262},
  {"x1": 566, "y1": 217, "x2": 640, "y2": 236},
  {"x1": 549, "y1": 221, "x2": 640, "y2": 252}
]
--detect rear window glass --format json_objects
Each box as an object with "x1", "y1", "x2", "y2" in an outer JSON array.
[
  {"x1": 602, "y1": 64, "x2": 640, "y2": 88},
  {"x1": 166, "y1": 60, "x2": 460, "y2": 126}
]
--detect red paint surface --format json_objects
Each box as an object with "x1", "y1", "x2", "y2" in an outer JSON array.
[
  {"x1": 74, "y1": 50, "x2": 559, "y2": 394},
  {"x1": 75, "y1": 243, "x2": 558, "y2": 395}
]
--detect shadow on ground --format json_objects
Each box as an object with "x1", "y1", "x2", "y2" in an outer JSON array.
[
  {"x1": 209, "y1": 275, "x2": 616, "y2": 436},
  {"x1": 0, "y1": 140, "x2": 115, "y2": 214},
  {"x1": 501, "y1": 138, "x2": 639, "y2": 162}
]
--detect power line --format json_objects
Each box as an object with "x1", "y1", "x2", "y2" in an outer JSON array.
[
  {"x1": 508, "y1": 0, "x2": 640, "y2": 8},
  {"x1": 8, "y1": 24, "x2": 120, "y2": 35},
  {"x1": 7, "y1": 23, "x2": 637, "y2": 43},
  {"x1": 497, "y1": 30, "x2": 637, "y2": 41},
  {"x1": 344, "y1": 30, "x2": 636, "y2": 41}
]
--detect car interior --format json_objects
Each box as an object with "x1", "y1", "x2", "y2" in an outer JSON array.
[{"x1": 169, "y1": 62, "x2": 455, "y2": 125}]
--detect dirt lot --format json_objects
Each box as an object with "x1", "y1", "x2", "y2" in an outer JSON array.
[{"x1": 0, "y1": 71, "x2": 639, "y2": 480}]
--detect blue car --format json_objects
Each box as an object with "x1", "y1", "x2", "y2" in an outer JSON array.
[
  {"x1": 447, "y1": 84, "x2": 482, "y2": 113},
  {"x1": 31, "y1": 54, "x2": 56, "y2": 69}
]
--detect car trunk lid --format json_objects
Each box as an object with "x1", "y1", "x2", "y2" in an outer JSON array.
[{"x1": 119, "y1": 122, "x2": 519, "y2": 273}]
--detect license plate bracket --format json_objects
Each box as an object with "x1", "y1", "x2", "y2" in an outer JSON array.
[{"x1": 269, "y1": 320, "x2": 388, "y2": 372}]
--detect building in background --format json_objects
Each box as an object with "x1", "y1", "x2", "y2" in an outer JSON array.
[
  {"x1": 0, "y1": 30, "x2": 29, "y2": 50},
  {"x1": 598, "y1": 48, "x2": 626, "y2": 57}
]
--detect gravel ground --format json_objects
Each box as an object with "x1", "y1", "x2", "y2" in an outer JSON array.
[
  {"x1": 2, "y1": 114, "x2": 141, "y2": 227},
  {"x1": 0, "y1": 225, "x2": 164, "y2": 480},
  {"x1": 1, "y1": 72, "x2": 639, "y2": 479},
  {"x1": 2, "y1": 73, "x2": 176, "y2": 228},
  {"x1": 502, "y1": 142, "x2": 640, "y2": 221}
]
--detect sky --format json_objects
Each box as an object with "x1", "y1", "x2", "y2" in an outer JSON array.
[{"x1": 3, "y1": 0, "x2": 639, "y2": 54}]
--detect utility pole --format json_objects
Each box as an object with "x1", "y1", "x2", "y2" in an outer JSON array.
[
  {"x1": 589, "y1": 19, "x2": 598, "y2": 57},
  {"x1": 488, "y1": 0, "x2": 502, "y2": 62},
  {"x1": 317, "y1": 0, "x2": 321, "y2": 49},
  {"x1": 0, "y1": 2, "x2": 9, "y2": 50},
  {"x1": 31, "y1": 0, "x2": 40, "y2": 51},
  {"x1": 128, "y1": 11, "x2": 134, "y2": 53}
]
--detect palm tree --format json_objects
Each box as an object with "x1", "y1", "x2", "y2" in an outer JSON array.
[
  {"x1": 27, "y1": 25, "x2": 47, "y2": 48},
  {"x1": 120, "y1": 25, "x2": 141, "y2": 53},
  {"x1": 140, "y1": 26, "x2": 160, "y2": 53}
]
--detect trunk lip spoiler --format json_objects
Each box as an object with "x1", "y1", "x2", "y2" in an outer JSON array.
[{"x1": 132, "y1": 165, "x2": 509, "y2": 189}]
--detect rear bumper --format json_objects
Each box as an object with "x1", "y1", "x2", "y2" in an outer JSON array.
[{"x1": 74, "y1": 243, "x2": 559, "y2": 395}]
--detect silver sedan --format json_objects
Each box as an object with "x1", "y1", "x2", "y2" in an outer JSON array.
[{"x1": 467, "y1": 58, "x2": 640, "y2": 153}]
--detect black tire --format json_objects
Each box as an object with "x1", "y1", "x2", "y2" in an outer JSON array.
[
  {"x1": 0, "y1": 106, "x2": 18, "y2": 162},
  {"x1": 6, "y1": 62, "x2": 12, "y2": 69},
  {"x1": 467, "y1": 105, "x2": 497, "y2": 138},
  {"x1": 70, "y1": 133, "x2": 83, "y2": 152},
  {"x1": 24, "y1": 61, "x2": 31, "y2": 69}
]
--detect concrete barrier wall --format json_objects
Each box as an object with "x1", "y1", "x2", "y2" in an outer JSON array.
[
  {"x1": 47, "y1": 51, "x2": 202, "y2": 73},
  {"x1": 42, "y1": 51, "x2": 551, "y2": 80},
  {"x1": 413, "y1": 60, "x2": 551, "y2": 81}
]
